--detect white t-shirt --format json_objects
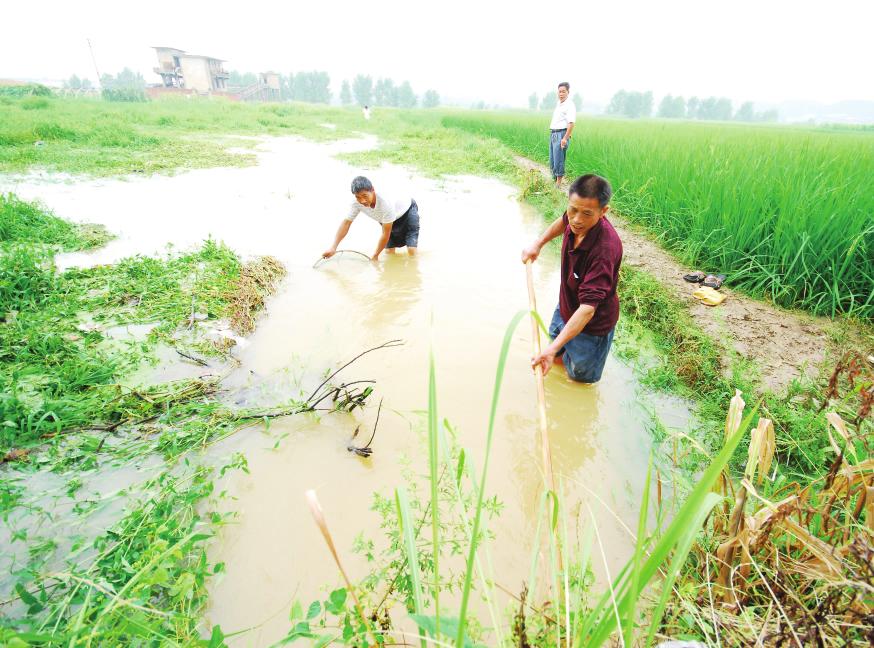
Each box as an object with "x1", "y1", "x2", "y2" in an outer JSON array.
[
  {"x1": 346, "y1": 193, "x2": 412, "y2": 224},
  {"x1": 550, "y1": 99, "x2": 576, "y2": 130}
]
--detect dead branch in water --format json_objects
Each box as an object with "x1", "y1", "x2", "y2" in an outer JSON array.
[
  {"x1": 304, "y1": 339, "x2": 403, "y2": 404},
  {"x1": 174, "y1": 348, "x2": 209, "y2": 366},
  {"x1": 348, "y1": 397, "x2": 382, "y2": 457}
]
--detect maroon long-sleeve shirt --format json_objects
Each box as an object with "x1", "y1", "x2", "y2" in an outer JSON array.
[{"x1": 558, "y1": 213, "x2": 623, "y2": 336}]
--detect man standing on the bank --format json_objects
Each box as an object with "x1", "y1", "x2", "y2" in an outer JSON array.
[
  {"x1": 548, "y1": 82, "x2": 576, "y2": 187},
  {"x1": 522, "y1": 174, "x2": 622, "y2": 384},
  {"x1": 322, "y1": 176, "x2": 420, "y2": 261}
]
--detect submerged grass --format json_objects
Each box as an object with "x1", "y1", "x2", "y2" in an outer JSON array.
[
  {"x1": 0, "y1": 195, "x2": 281, "y2": 448},
  {"x1": 1, "y1": 465, "x2": 224, "y2": 645},
  {"x1": 0, "y1": 197, "x2": 306, "y2": 645}
]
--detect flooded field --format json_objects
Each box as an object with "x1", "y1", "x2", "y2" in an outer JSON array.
[{"x1": 1, "y1": 135, "x2": 690, "y2": 644}]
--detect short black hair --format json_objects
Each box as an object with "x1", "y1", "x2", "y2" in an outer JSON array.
[
  {"x1": 351, "y1": 176, "x2": 373, "y2": 193},
  {"x1": 558, "y1": 82, "x2": 570, "y2": 91},
  {"x1": 568, "y1": 174, "x2": 612, "y2": 207}
]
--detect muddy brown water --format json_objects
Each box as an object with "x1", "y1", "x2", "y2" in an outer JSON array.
[{"x1": 1, "y1": 136, "x2": 691, "y2": 644}]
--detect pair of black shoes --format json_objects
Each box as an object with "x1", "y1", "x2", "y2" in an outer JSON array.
[{"x1": 683, "y1": 271, "x2": 725, "y2": 289}]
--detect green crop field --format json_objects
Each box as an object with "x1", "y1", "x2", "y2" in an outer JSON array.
[{"x1": 445, "y1": 113, "x2": 874, "y2": 319}]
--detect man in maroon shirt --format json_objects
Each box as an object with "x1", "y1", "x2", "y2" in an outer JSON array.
[{"x1": 521, "y1": 174, "x2": 622, "y2": 383}]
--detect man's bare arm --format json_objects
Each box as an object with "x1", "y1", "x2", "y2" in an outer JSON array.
[
  {"x1": 323, "y1": 219, "x2": 352, "y2": 258},
  {"x1": 521, "y1": 216, "x2": 565, "y2": 263},
  {"x1": 532, "y1": 304, "x2": 595, "y2": 375},
  {"x1": 372, "y1": 222, "x2": 393, "y2": 260}
]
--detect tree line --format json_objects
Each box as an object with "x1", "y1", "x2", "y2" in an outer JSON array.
[
  {"x1": 529, "y1": 90, "x2": 583, "y2": 112},
  {"x1": 345, "y1": 75, "x2": 440, "y2": 108},
  {"x1": 228, "y1": 70, "x2": 440, "y2": 108},
  {"x1": 607, "y1": 89, "x2": 778, "y2": 122}
]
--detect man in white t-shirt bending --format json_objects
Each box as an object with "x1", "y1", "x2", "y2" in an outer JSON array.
[
  {"x1": 549, "y1": 82, "x2": 576, "y2": 187},
  {"x1": 322, "y1": 176, "x2": 420, "y2": 261}
]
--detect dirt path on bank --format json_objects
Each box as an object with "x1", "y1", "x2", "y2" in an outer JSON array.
[{"x1": 515, "y1": 156, "x2": 842, "y2": 394}]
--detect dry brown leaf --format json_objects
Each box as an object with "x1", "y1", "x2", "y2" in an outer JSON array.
[
  {"x1": 725, "y1": 389, "x2": 746, "y2": 441},
  {"x1": 746, "y1": 417, "x2": 775, "y2": 485}
]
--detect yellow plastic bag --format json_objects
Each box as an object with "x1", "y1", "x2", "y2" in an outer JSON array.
[{"x1": 692, "y1": 286, "x2": 726, "y2": 306}]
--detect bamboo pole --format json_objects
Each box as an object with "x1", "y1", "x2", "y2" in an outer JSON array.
[
  {"x1": 525, "y1": 260, "x2": 566, "y2": 601},
  {"x1": 525, "y1": 261, "x2": 557, "y2": 495}
]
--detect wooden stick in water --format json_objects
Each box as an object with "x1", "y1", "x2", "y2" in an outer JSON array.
[{"x1": 525, "y1": 261, "x2": 557, "y2": 495}]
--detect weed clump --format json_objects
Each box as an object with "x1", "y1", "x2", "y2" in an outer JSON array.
[
  {"x1": 0, "y1": 193, "x2": 110, "y2": 250},
  {"x1": 0, "y1": 200, "x2": 286, "y2": 447},
  {"x1": 227, "y1": 255, "x2": 286, "y2": 334}
]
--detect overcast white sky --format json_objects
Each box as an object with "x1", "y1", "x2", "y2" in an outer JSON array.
[{"x1": 3, "y1": 0, "x2": 872, "y2": 107}]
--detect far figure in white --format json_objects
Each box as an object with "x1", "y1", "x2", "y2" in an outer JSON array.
[{"x1": 363, "y1": 105, "x2": 371, "y2": 120}]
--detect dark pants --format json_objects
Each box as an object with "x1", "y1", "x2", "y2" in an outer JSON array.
[
  {"x1": 548, "y1": 306, "x2": 614, "y2": 383},
  {"x1": 388, "y1": 199, "x2": 420, "y2": 248}
]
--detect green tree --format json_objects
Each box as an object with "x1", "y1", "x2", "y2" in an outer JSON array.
[
  {"x1": 528, "y1": 92, "x2": 538, "y2": 110},
  {"x1": 291, "y1": 71, "x2": 331, "y2": 103},
  {"x1": 686, "y1": 96, "x2": 700, "y2": 119},
  {"x1": 280, "y1": 73, "x2": 294, "y2": 100},
  {"x1": 64, "y1": 74, "x2": 82, "y2": 90},
  {"x1": 352, "y1": 74, "x2": 373, "y2": 106},
  {"x1": 291, "y1": 73, "x2": 309, "y2": 101},
  {"x1": 714, "y1": 97, "x2": 732, "y2": 120},
  {"x1": 229, "y1": 70, "x2": 258, "y2": 87},
  {"x1": 606, "y1": 90, "x2": 627, "y2": 115},
  {"x1": 540, "y1": 91, "x2": 557, "y2": 111},
  {"x1": 396, "y1": 81, "x2": 417, "y2": 108},
  {"x1": 374, "y1": 78, "x2": 397, "y2": 106},
  {"x1": 734, "y1": 101, "x2": 755, "y2": 121},
  {"x1": 340, "y1": 80, "x2": 352, "y2": 105},
  {"x1": 657, "y1": 94, "x2": 686, "y2": 119},
  {"x1": 311, "y1": 71, "x2": 331, "y2": 103},
  {"x1": 607, "y1": 89, "x2": 651, "y2": 118},
  {"x1": 572, "y1": 92, "x2": 582, "y2": 110},
  {"x1": 697, "y1": 96, "x2": 732, "y2": 121},
  {"x1": 100, "y1": 68, "x2": 146, "y2": 102},
  {"x1": 422, "y1": 89, "x2": 440, "y2": 108}
]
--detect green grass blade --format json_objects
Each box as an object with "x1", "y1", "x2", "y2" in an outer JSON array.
[{"x1": 395, "y1": 486, "x2": 426, "y2": 643}]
